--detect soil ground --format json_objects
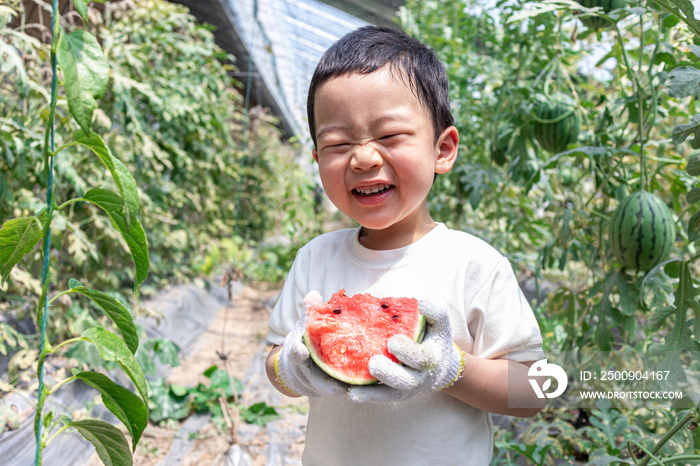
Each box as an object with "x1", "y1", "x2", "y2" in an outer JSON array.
[{"x1": 88, "y1": 284, "x2": 309, "y2": 466}]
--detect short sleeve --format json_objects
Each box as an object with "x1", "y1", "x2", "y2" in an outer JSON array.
[
  {"x1": 266, "y1": 246, "x2": 309, "y2": 345},
  {"x1": 467, "y1": 257, "x2": 544, "y2": 362}
]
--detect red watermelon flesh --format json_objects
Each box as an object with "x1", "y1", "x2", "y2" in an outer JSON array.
[{"x1": 303, "y1": 289, "x2": 426, "y2": 385}]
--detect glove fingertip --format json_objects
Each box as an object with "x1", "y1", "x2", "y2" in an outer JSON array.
[
  {"x1": 304, "y1": 290, "x2": 323, "y2": 309},
  {"x1": 418, "y1": 300, "x2": 448, "y2": 323},
  {"x1": 288, "y1": 339, "x2": 310, "y2": 363},
  {"x1": 387, "y1": 334, "x2": 417, "y2": 354},
  {"x1": 367, "y1": 354, "x2": 394, "y2": 374}
]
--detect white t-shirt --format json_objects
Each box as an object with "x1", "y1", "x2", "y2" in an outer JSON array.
[{"x1": 267, "y1": 223, "x2": 544, "y2": 465}]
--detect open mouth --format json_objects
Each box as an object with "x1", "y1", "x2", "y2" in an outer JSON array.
[{"x1": 353, "y1": 184, "x2": 394, "y2": 197}]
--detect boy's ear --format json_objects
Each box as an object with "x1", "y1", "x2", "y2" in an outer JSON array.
[
  {"x1": 434, "y1": 126, "x2": 459, "y2": 175},
  {"x1": 312, "y1": 147, "x2": 319, "y2": 164}
]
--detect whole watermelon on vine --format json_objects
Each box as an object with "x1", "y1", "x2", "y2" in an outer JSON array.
[
  {"x1": 609, "y1": 191, "x2": 675, "y2": 272},
  {"x1": 577, "y1": 0, "x2": 626, "y2": 30},
  {"x1": 531, "y1": 93, "x2": 581, "y2": 154}
]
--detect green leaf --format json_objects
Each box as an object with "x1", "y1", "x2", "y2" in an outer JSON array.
[
  {"x1": 135, "y1": 338, "x2": 181, "y2": 376},
  {"x1": 667, "y1": 66, "x2": 700, "y2": 99},
  {"x1": 57, "y1": 30, "x2": 109, "y2": 134},
  {"x1": 81, "y1": 327, "x2": 148, "y2": 405},
  {"x1": 69, "y1": 284, "x2": 139, "y2": 354},
  {"x1": 74, "y1": 131, "x2": 140, "y2": 226},
  {"x1": 170, "y1": 384, "x2": 188, "y2": 397},
  {"x1": 650, "y1": 261, "x2": 700, "y2": 383},
  {"x1": 240, "y1": 402, "x2": 281, "y2": 426},
  {"x1": 83, "y1": 189, "x2": 149, "y2": 294},
  {"x1": 206, "y1": 367, "x2": 244, "y2": 398},
  {"x1": 69, "y1": 419, "x2": 133, "y2": 466},
  {"x1": 687, "y1": 155, "x2": 700, "y2": 176},
  {"x1": 687, "y1": 187, "x2": 700, "y2": 204},
  {"x1": 648, "y1": 306, "x2": 675, "y2": 331},
  {"x1": 0, "y1": 216, "x2": 42, "y2": 282},
  {"x1": 0, "y1": 40, "x2": 27, "y2": 91},
  {"x1": 147, "y1": 378, "x2": 190, "y2": 423},
  {"x1": 614, "y1": 272, "x2": 637, "y2": 316},
  {"x1": 689, "y1": 211, "x2": 700, "y2": 243},
  {"x1": 591, "y1": 272, "x2": 618, "y2": 350},
  {"x1": 672, "y1": 114, "x2": 700, "y2": 149},
  {"x1": 151, "y1": 339, "x2": 180, "y2": 367},
  {"x1": 74, "y1": 371, "x2": 148, "y2": 450},
  {"x1": 651, "y1": 0, "x2": 700, "y2": 37},
  {"x1": 73, "y1": 0, "x2": 88, "y2": 23}
]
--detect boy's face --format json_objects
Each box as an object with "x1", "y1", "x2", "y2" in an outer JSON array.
[{"x1": 312, "y1": 67, "x2": 458, "y2": 249}]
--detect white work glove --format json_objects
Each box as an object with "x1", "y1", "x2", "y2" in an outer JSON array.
[
  {"x1": 273, "y1": 291, "x2": 348, "y2": 398},
  {"x1": 349, "y1": 300, "x2": 465, "y2": 403}
]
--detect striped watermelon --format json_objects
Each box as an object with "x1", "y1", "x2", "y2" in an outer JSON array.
[
  {"x1": 532, "y1": 94, "x2": 581, "y2": 154},
  {"x1": 578, "y1": 0, "x2": 625, "y2": 30},
  {"x1": 609, "y1": 191, "x2": 675, "y2": 272}
]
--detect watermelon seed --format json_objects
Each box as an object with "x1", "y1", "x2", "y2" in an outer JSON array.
[
  {"x1": 333, "y1": 309, "x2": 341, "y2": 314},
  {"x1": 381, "y1": 304, "x2": 389, "y2": 309},
  {"x1": 392, "y1": 315, "x2": 399, "y2": 319}
]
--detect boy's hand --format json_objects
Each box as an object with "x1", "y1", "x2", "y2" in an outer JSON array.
[
  {"x1": 348, "y1": 300, "x2": 465, "y2": 403},
  {"x1": 274, "y1": 291, "x2": 348, "y2": 398}
]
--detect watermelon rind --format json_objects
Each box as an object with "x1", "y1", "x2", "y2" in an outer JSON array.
[
  {"x1": 577, "y1": 0, "x2": 626, "y2": 30},
  {"x1": 609, "y1": 191, "x2": 675, "y2": 272},
  {"x1": 303, "y1": 314, "x2": 427, "y2": 386},
  {"x1": 532, "y1": 93, "x2": 581, "y2": 154}
]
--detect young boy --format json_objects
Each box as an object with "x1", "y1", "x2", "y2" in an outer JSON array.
[{"x1": 265, "y1": 26, "x2": 545, "y2": 465}]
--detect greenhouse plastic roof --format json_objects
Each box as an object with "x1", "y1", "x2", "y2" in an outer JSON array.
[{"x1": 228, "y1": 0, "x2": 368, "y2": 141}]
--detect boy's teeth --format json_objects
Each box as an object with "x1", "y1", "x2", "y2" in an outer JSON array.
[{"x1": 356, "y1": 184, "x2": 391, "y2": 195}]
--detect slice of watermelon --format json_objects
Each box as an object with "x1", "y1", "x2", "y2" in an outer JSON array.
[{"x1": 303, "y1": 289, "x2": 427, "y2": 385}]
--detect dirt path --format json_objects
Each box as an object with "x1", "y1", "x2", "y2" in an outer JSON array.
[
  {"x1": 88, "y1": 283, "x2": 308, "y2": 466},
  {"x1": 167, "y1": 285, "x2": 277, "y2": 386}
]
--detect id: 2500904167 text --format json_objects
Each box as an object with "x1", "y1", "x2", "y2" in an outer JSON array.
[{"x1": 579, "y1": 370, "x2": 670, "y2": 382}]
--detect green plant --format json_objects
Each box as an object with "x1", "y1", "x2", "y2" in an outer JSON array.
[
  {"x1": 0, "y1": 2, "x2": 149, "y2": 464},
  {"x1": 1, "y1": 0, "x2": 318, "y2": 308},
  {"x1": 0, "y1": 322, "x2": 29, "y2": 356},
  {"x1": 147, "y1": 365, "x2": 280, "y2": 430},
  {"x1": 400, "y1": 0, "x2": 700, "y2": 463}
]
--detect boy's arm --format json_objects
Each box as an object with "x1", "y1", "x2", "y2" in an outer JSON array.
[
  {"x1": 443, "y1": 356, "x2": 544, "y2": 417},
  {"x1": 265, "y1": 345, "x2": 302, "y2": 397}
]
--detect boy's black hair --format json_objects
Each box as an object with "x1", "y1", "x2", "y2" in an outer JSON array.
[{"x1": 307, "y1": 25, "x2": 454, "y2": 149}]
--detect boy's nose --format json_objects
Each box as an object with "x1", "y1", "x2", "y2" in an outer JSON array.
[{"x1": 350, "y1": 143, "x2": 383, "y2": 171}]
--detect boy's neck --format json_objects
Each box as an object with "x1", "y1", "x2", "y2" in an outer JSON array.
[{"x1": 358, "y1": 220, "x2": 438, "y2": 251}]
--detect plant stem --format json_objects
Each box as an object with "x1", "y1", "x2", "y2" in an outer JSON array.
[
  {"x1": 44, "y1": 424, "x2": 71, "y2": 449},
  {"x1": 589, "y1": 210, "x2": 612, "y2": 221},
  {"x1": 47, "y1": 376, "x2": 77, "y2": 396},
  {"x1": 47, "y1": 337, "x2": 84, "y2": 355},
  {"x1": 47, "y1": 289, "x2": 75, "y2": 306},
  {"x1": 51, "y1": 140, "x2": 79, "y2": 157},
  {"x1": 55, "y1": 198, "x2": 85, "y2": 211},
  {"x1": 638, "y1": 400, "x2": 700, "y2": 466},
  {"x1": 35, "y1": 2, "x2": 60, "y2": 464},
  {"x1": 638, "y1": 13, "x2": 647, "y2": 193}
]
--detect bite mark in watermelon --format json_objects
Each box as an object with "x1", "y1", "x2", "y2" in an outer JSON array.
[{"x1": 303, "y1": 289, "x2": 427, "y2": 385}]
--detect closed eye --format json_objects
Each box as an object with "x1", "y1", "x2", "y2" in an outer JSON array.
[{"x1": 319, "y1": 142, "x2": 349, "y2": 151}]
